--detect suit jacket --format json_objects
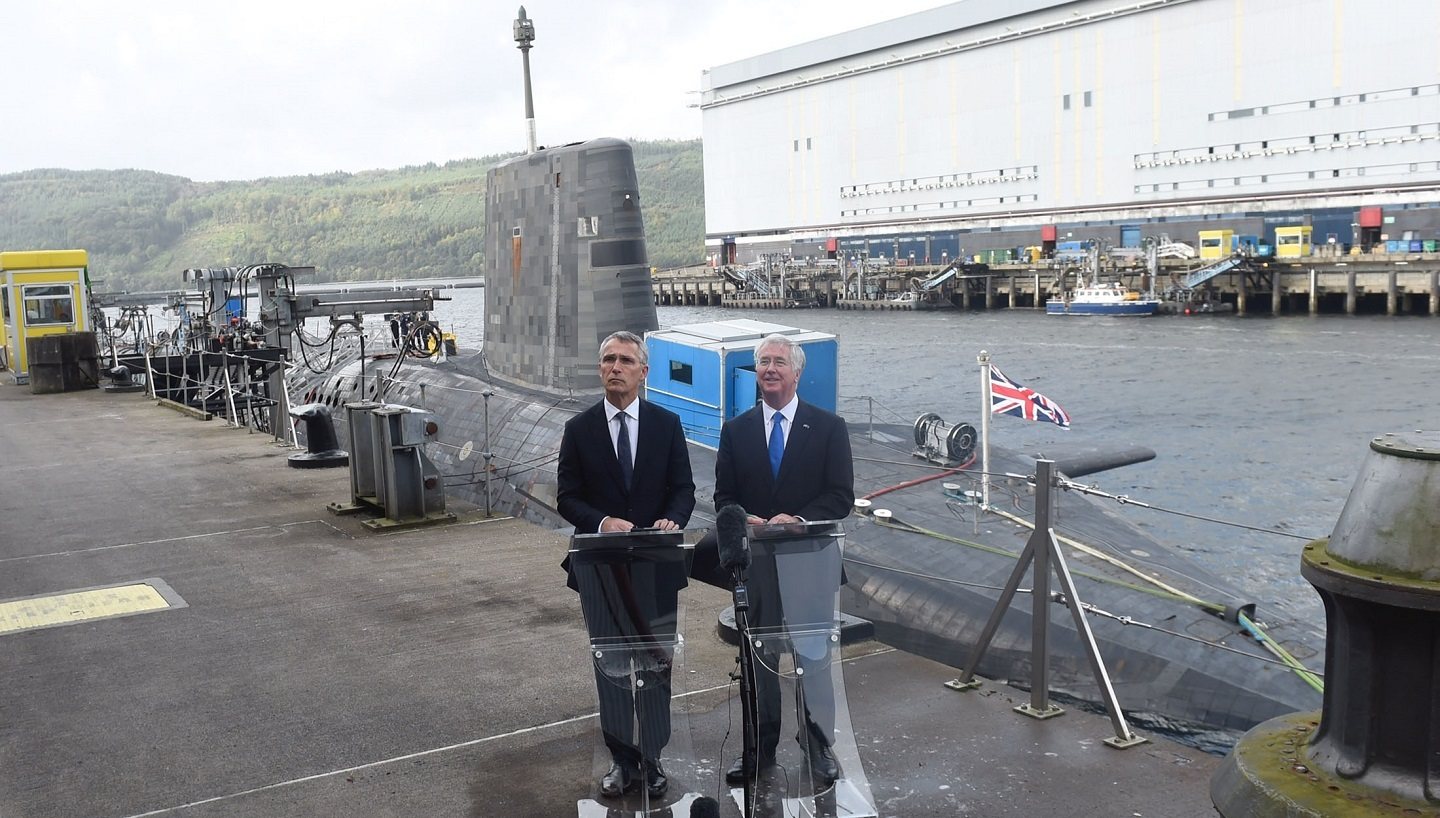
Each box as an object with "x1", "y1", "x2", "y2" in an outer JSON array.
[
  {"x1": 714, "y1": 399, "x2": 854, "y2": 523},
  {"x1": 557, "y1": 397, "x2": 696, "y2": 538}
]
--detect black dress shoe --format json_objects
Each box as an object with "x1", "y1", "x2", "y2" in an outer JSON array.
[
  {"x1": 600, "y1": 762, "x2": 635, "y2": 798},
  {"x1": 724, "y1": 753, "x2": 775, "y2": 785},
  {"x1": 805, "y1": 742, "x2": 839, "y2": 786},
  {"x1": 643, "y1": 759, "x2": 668, "y2": 797}
]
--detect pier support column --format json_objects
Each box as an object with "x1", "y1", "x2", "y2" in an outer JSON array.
[
  {"x1": 1008, "y1": 275, "x2": 1017, "y2": 309},
  {"x1": 1237, "y1": 271, "x2": 1248, "y2": 316},
  {"x1": 1271, "y1": 270, "x2": 1282, "y2": 315},
  {"x1": 1431, "y1": 271, "x2": 1439, "y2": 316},
  {"x1": 1034, "y1": 274, "x2": 1042, "y2": 310},
  {"x1": 1346, "y1": 272, "x2": 1357, "y2": 315},
  {"x1": 985, "y1": 276, "x2": 994, "y2": 310},
  {"x1": 1308, "y1": 268, "x2": 1318, "y2": 315},
  {"x1": 1387, "y1": 271, "x2": 1398, "y2": 316}
]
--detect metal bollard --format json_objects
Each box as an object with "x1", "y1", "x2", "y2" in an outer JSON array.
[
  {"x1": 287, "y1": 403, "x2": 349, "y2": 469},
  {"x1": 1212, "y1": 430, "x2": 1440, "y2": 816}
]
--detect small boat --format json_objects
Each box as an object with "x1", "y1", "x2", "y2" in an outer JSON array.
[
  {"x1": 1048, "y1": 282, "x2": 1159, "y2": 316},
  {"x1": 887, "y1": 290, "x2": 953, "y2": 310}
]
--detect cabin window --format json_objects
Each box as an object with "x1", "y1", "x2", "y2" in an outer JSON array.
[
  {"x1": 670, "y1": 360, "x2": 693, "y2": 385},
  {"x1": 1, "y1": 286, "x2": 8, "y2": 321},
  {"x1": 22, "y1": 284, "x2": 74, "y2": 325},
  {"x1": 1062, "y1": 94, "x2": 1071, "y2": 110}
]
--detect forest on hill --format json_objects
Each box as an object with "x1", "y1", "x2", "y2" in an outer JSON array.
[{"x1": 0, "y1": 139, "x2": 705, "y2": 293}]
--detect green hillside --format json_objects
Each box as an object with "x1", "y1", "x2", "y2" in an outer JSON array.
[{"x1": 0, "y1": 139, "x2": 705, "y2": 293}]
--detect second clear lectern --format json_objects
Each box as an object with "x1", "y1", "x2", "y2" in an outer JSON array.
[{"x1": 730, "y1": 521, "x2": 876, "y2": 818}]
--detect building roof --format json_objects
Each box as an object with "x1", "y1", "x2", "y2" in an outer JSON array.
[{"x1": 704, "y1": 0, "x2": 1071, "y2": 91}]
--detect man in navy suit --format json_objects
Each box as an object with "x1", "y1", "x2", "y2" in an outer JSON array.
[
  {"x1": 558, "y1": 330, "x2": 695, "y2": 799},
  {"x1": 714, "y1": 333, "x2": 854, "y2": 787}
]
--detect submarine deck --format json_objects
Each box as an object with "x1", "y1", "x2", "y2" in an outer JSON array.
[{"x1": 0, "y1": 383, "x2": 1221, "y2": 817}]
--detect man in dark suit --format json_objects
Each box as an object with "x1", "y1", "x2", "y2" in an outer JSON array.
[
  {"x1": 714, "y1": 333, "x2": 854, "y2": 788},
  {"x1": 557, "y1": 330, "x2": 695, "y2": 800}
]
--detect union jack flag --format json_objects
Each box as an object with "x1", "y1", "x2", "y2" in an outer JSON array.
[{"x1": 989, "y1": 364, "x2": 1071, "y2": 429}]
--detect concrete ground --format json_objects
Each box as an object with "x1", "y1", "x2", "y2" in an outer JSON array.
[{"x1": 0, "y1": 381, "x2": 1221, "y2": 817}]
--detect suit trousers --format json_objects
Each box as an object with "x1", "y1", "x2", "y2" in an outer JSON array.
[{"x1": 745, "y1": 540, "x2": 843, "y2": 757}]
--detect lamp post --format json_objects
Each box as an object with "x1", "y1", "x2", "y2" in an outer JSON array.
[{"x1": 513, "y1": 7, "x2": 537, "y2": 153}]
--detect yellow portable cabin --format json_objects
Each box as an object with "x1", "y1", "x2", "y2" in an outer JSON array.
[
  {"x1": 1274, "y1": 226, "x2": 1314, "y2": 258},
  {"x1": 1197, "y1": 230, "x2": 1234, "y2": 259},
  {"x1": 0, "y1": 249, "x2": 91, "y2": 382}
]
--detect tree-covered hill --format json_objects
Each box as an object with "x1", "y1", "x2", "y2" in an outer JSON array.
[{"x1": 0, "y1": 139, "x2": 705, "y2": 292}]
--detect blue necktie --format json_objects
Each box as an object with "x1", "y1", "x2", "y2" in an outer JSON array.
[
  {"x1": 768, "y1": 412, "x2": 785, "y2": 479},
  {"x1": 616, "y1": 413, "x2": 633, "y2": 488}
]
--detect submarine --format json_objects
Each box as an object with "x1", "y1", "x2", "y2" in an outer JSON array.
[{"x1": 269, "y1": 126, "x2": 1324, "y2": 751}]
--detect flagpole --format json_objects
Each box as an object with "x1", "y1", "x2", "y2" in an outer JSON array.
[{"x1": 978, "y1": 349, "x2": 991, "y2": 509}]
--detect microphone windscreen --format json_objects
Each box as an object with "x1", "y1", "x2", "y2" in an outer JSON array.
[
  {"x1": 716, "y1": 504, "x2": 751, "y2": 571},
  {"x1": 689, "y1": 795, "x2": 721, "y2": 818}
]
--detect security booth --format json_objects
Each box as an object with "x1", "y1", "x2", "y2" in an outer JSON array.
[
  {"x1": 1198, "y1": 230, "x2": 1235, "y2": 259},
  {"x1": 0, "y1": 249, "x2": 92, "y2": 385},
  {"x1": 643, "y1": 319, "x2": 839, "y2": 449},
  {"x1": 1274, "y1": 225, "x2": 1314, "y2": 258}
]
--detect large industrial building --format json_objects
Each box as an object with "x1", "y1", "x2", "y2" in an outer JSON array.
[{"x1": 700, "y1": 0, "x2": 1440, "y2": 266}]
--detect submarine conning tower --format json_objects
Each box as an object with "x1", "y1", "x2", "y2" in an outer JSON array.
[
  {"x1": 483, "y1": 138, "x2": 658, "y2": 393},
  {"x1": 1212, "y1": 430, "x2": 1440, "y2": 816}
]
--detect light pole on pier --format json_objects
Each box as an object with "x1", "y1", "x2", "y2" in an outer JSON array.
[{"x1": 514, "y1": 7, "x2": 537, "y2": 153}]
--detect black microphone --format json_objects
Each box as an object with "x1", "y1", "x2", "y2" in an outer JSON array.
[
  {"x1": 690, "y1": 795, "x2": 721, "y2": 818},
  {"x1": 716, "y1": 504, "x2": 751, "y2": 572}
]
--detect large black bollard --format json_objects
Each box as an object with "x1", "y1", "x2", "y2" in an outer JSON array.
[
  {"x1": 287, "y1": 403, "x2": 349, "y2": 469},
  {"x1": 1212, "y1": 430, "x2": 1440, "y2": 816},
  {"x1": 104, "y1": 364, "x2": 145, "y2": 393}
]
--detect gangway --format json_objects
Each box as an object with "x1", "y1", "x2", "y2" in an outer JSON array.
[
  {"x1": 918, "y1": 260, "x2": 962, "y2": 291},
  {"x1": 742, "y1": 266, "x2": 772, "y2": 296},
  {"x1": 1181, "y1": 255, "x2": 1245, "y2": 289},
  {"x1": 721, "y1": 264, "x2": 773, "y2": 296},
  {"x1": 717, "y1": 265, "x2": 747, "y2": 288}
]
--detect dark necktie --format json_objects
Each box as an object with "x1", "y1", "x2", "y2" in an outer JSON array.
[
  {"x1": 768, "y1": 412, "x2": 785, "y2": 479},
  {"x1": 616, "y1": 413, "x2": 633, "y2": 488}
]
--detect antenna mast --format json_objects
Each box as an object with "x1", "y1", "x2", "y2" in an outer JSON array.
[{"x1": 513, "y1": 7, "x2": 537, "y2": 153}]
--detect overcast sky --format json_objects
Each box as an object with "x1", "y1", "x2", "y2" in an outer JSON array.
[{"x1": 0, "y1": 1, "x2": 947, "y2": 182}]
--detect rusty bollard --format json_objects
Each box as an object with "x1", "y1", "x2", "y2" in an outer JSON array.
[{"x1": 1212, "y1": 430, "x2": 1440, "y2": 816}]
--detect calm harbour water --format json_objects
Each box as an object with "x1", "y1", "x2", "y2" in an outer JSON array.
[{"x1": 435, "y1": 287, "x2": 1440, "y2": 624}]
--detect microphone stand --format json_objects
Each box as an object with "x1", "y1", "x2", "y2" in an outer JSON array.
[{"x1": 730, "y1": 560, "x2": 757, "y2": 817}]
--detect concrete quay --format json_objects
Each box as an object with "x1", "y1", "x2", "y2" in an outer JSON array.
[{"x1": 0, "y1": 381, "x2": 1223, "y2": 817}]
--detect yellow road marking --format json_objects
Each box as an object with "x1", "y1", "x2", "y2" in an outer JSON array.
[{"x1": 0, "y1": 579, "x2": 183, "y2": 635}]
